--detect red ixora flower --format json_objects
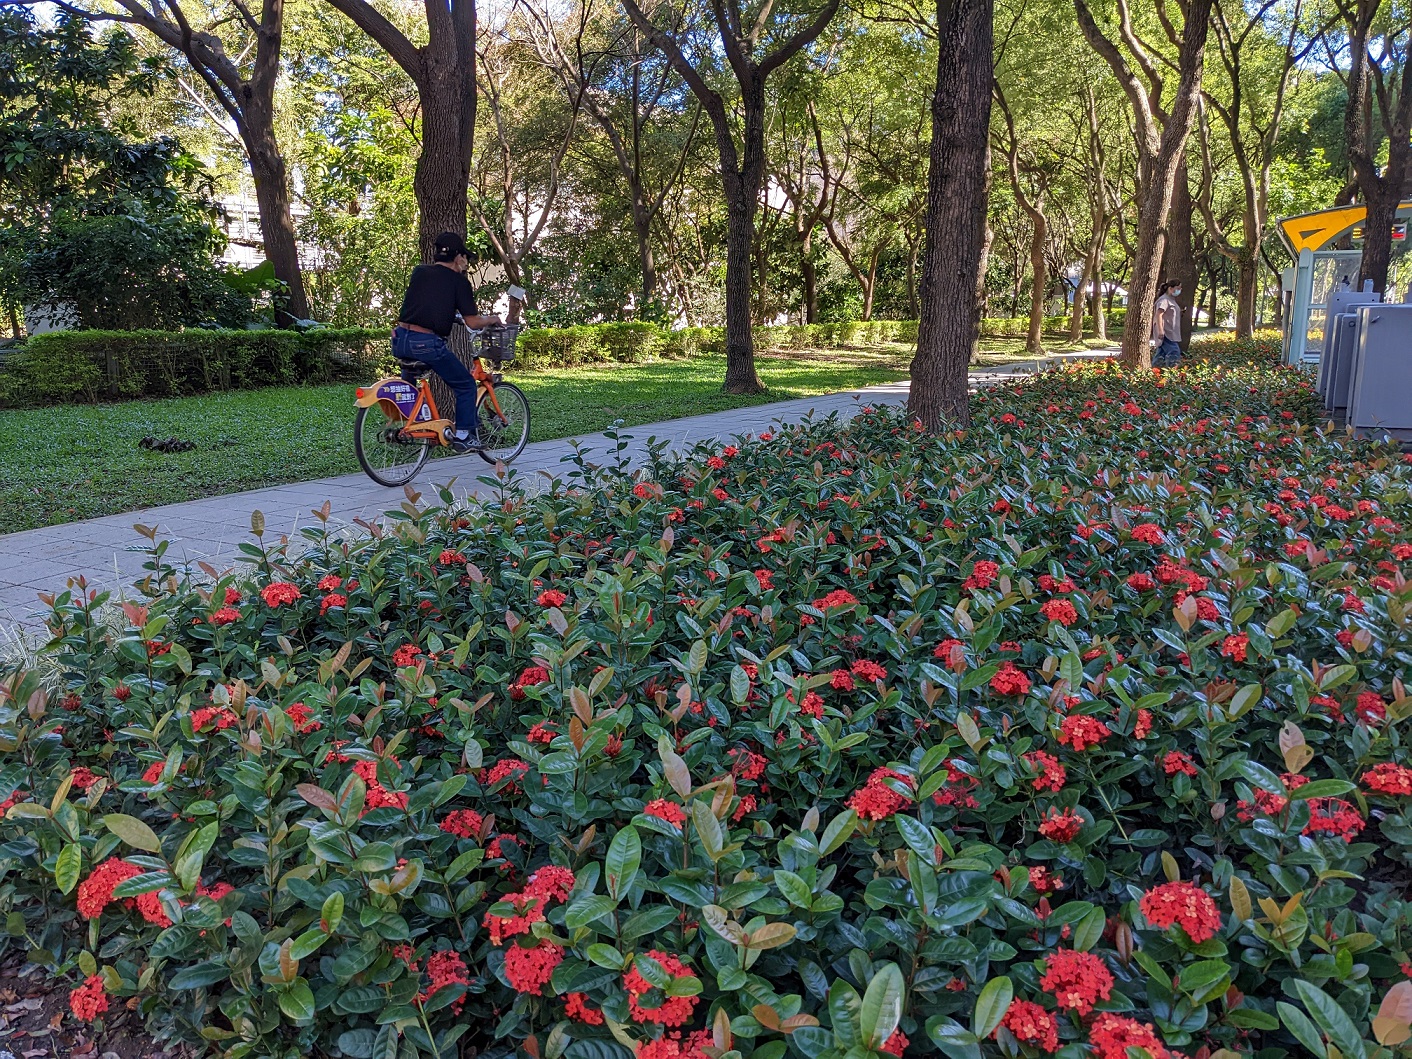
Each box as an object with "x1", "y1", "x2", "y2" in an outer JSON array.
[
  {"x1": 1039, "y1": 948, "x2": 1113, "y2": 1015},
  {"x1": 285, "y1": 702, "x2": 321, "y2": 733},
  {"x1": 69, "y1": 974, "x2": 109, "y2": 1022},
  {"x1": 933, "y1": 639, "x2": 965, "y2": 670},
  {"x1": 418, "y1": 950, "x2": 471, "y2": 1014},
  {"x1": 813, "y1": 588, "x2": 859, "y2": 610},
  {"x1": 637, "y1": 1031, "x2": 714, "y2": 1059},
  {"x1": 997, "y1": 999, "x2": 1058, "y2": 1052},
  {"x1": 1364, "y1": 762, "x2": 1412, "y2": 796},
  {"x1": 644, "y1": 799, "x2": 688, "y2": 827},
  {"x1": 392, "y1": 644, "x2": 423, "y2": 668},
  {"x1": 830, "y1": 669, "x2": 856, "y2": 691},
  {"x1": 1130, "y1": 523, "x2": 1165, "y2": 545},
  {"x1": 847, "y1": 767, "x2": 914, "y2": 821},
  {"x1": 76, "y1": 858, "x2": 142, "y2": 919},
  {"x1": 1220, "y1": 633, "x2": 1250, "y2": 663},
  {"x1": 504, "y1": 938, "x2": 564, "y2": 996},
  {"x1": 990, "y1": 663, "x2": 1031, "y2": 697},
  {"x1": 851, "y1": 659, "x2": 887, "y2": 683},
  {"x1": 1162, "y1": 751, "x2": 1198, "y2": 777},
  {"x1": 1025, "y1": 751, "x2": 1066, "y2": 792},
  {"x1": 1039, "y1": 598, "x2": 1079, "y2": 626},
  {"x1": 1139, "y1": 881, "x2": 1222, "y2": 942},
  {"x1": 880, "y1": 1030, "x2": 908, "y2": 1056},
  {"x1": 440, "y1": 809, "x2": 484, "y2": 839},
  {"x1": 623, "y1": 950, "x2": 700, "y2": 1026},
  {"x1": 963, "y1": 560, "x2": 999, "y2": 591},
  {"x1": 565, "y1": 992, "x2": 604, "y2": 1025},
  {"x1": 260, "y1": 582, "x2": 302, "y2": 607},
  {"x1": 1038, "y1": 807, "x2": 1083, "y2": 843},
  {"x1": 211, "y1": 606, "x2": 241, "y2": 626},
  {"x1": 537, "y1": 588, "x2": 568, "y2": 608},
  {"x1": 1302, "y1": 797, "x2": 1365, "y2": 842},
  {"x1": 1058, "y1": 714, "x2": 1111, "y2": 752},
  {"x1": 510, "y1": 665, "x2": 550, "y2": 701},
  {"x1": 1087, "y1": 1013, "x2": 1169, "y2": 1059}
]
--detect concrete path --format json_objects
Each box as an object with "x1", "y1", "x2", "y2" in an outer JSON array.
[{"x1": 0, "y1": 352, "x2": 1110, "y2": 634}]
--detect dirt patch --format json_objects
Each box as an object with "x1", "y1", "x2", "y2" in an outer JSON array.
[{"x1": 0, "y1": 957, "x2": 190, "y2": 1059}]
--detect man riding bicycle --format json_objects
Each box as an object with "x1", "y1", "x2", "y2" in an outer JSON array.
[{"x1": 394, "y1": 232, "x2": 502, "y2": 453}]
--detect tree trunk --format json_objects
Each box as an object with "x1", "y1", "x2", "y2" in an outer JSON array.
[
  {"x1": 1026, "y1": 210, "x2": 1047, "y2": 353},
  {"x1": 1234, "y1": 251, "x2": 1257, "y2": 337},
  {"x1": 722, "y1": 184, "x2": 764, "y2": 392},
  {"x1": 1160, "y1": 157, "x2": 1198, "y2": 347},
  {"x1": 638, "y1": 223, "x2": 658, "y2": 311},
  {"x1": 802, "y1": 251, "x2": 818, "y2": 323},
  {"x1": 1091, "y1": 264, "x2": 1106, "y2": 340},
  {"x1": 1361, "y1": 184, "x2": 1399, "y2": 294},
  {"x1": 415, "y1": 100, "x2": 472, "y2": 260},
  {"x1": 906, "y1": 237, "x2": 920, "y2": 319},
  {"x1": 1069, "y1": 257, "x2": 1088, "y2": 343},
  {"x1": 907, "y1": 0, "x2": 992, "y2": 431},
  {"x1": 243, "y1": 112, "x2": 309, "y2": 322}
]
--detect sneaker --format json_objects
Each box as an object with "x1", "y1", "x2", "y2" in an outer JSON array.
[{"x1": 450, "y1": 433, "x2": 484, "y2": 453}]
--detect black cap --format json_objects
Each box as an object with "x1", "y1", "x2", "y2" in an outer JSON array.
[{"x1": 433, "y1": 231, "x2": 469, "y2": 262}]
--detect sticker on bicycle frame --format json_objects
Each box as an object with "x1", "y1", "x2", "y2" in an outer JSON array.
[{"x1": 376, "y1": 380, "x2": 432, "y2": 421}]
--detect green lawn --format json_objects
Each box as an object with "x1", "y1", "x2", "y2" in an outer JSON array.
[{"x1": 0, "y1": 338, "x2": 1115, "y2": 534}]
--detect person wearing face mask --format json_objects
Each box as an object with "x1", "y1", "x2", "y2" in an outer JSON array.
[{"x1": 1151, "y1": 279, "x2": 1184, "y2": 366}]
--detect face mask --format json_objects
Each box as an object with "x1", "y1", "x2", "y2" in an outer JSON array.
[{"x1": 1173, "y1": 289, "x2": 1182, "y2": 298}]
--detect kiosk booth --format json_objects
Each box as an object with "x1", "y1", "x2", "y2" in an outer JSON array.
[{"x1": 1277, "y1": 203, "x2": 1412, "y2": 443}]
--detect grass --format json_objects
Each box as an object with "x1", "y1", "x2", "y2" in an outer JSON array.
[{"x1": 0, "y1": 337, "x2": 1114, "y2": 534}]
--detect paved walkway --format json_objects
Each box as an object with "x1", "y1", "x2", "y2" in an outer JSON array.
[{"x1": 0, "y1": 352, "x2": 1110, "y2": 633}]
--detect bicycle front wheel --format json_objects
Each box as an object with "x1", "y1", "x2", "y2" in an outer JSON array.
[
  {"x1": 355, "y1": 403, "x2": 431, "y2": 486},
  {"x1": 477, "y1": 381, "x2": 531, "y2": 464}
]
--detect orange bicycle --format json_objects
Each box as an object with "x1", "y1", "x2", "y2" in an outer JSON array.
[{"x1": 353, "y1": 322, "x2": 531, "y2": 486}]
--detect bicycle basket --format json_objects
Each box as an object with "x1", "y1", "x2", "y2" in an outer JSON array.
[{"x1": 481, "y1": 324, "x2": 520, "y2": 363}]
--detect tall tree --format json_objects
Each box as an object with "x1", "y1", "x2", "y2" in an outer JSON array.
[
  {"x1": 992, "y1": 83, "x2": 1053, "y2": 354},
  {"x1": 1333, "y1": 0, "x2": 1412, "y2": 294},
  {"x1": 324, "y1": 0, "x2": 477, "y2": 261},
  {"x1": 48, "y1": 0, "x2": 310, "y2": 320},
  {"x1": 1073, "y1": 0, "x2": 1213, "y2": 367},
  {"x1": 907, "y1": 0, "x2": 993, "y2": 430},
  {"x1": 617, "y1": 0, "x2": 842, "y2": 393}
]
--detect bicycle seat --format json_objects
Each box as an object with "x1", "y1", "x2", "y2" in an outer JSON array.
[{"x1": 395, "y1": 357, "x2": 435, "y2": 380}]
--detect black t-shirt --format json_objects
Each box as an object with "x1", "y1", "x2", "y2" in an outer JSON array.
[{"x1": 397, "y1": 264, "x2": 479, "y2": 337}]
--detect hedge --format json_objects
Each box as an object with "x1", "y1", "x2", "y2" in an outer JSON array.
[
  {"x1": 0, "y1": 328, "x2": 390, "y2": 408},
  {"x1": 0, "y1": 313, "x2": 1119, "y2": 408}
]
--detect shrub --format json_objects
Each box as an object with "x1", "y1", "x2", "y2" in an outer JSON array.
[
  {"x1": 4, "y1": 360, "x2": 1412, "y2": 1059},
  {"x1": 1190, "y1": 329, "x2": 1283, "y2": 367},
  {"x1": 0, "y1": 328, "x2": 390, "y2": 407},
  {"x1": 597, "y1": 322, "x2": 662, "y2": 363}
]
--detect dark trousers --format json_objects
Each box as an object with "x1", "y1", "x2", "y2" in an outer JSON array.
[
  {"x1": 1154, "y1": 338, "x2": 1183, "y2": 366},
  {"x1": 392, "y1": 327, "x2": 478, "y2": 435}
]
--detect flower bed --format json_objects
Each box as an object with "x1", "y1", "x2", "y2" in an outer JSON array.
[{"x1": 3, "y1": 358, "x2": 1412, "y2": 1059}]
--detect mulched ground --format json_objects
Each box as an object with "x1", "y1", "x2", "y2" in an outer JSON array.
[{"x1": 0, "y1": 956, "x2": 188, "y2": 1059}]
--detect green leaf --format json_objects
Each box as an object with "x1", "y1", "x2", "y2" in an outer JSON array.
[
  {"x1": 1061, "y1": 650, "x2": 1084, "y2": 691},
  {"x1": 167, "y1": 959, "x2": 229, "y2": 990},
  {"x1": 606, "y1": 825, "x2": 641, "y2": 900},
  {"x1": 925, "y1": 1016, "x2": 982, "y2": 1059},
  {"x1": 1071, "y1": 906, "x2": 1106, "y2": 953},
  {"x1": 321, "y1": 890, "x2": 344, "y2": 933},
  {"x1": 828, "y1": 979, "x2": 863, "y2": 1050},
  {"x1": 565, "y1": 895, "x2": 618, "y2": 929},
  {"x1": 820, "y1": 808, "x2": 857, "y2": 855},
  {"x1": 895, "y1": 815, "x2": 934, "y2": 861},
  {"x1": 278, "y1": 980, "x2": 316, "y2": 1022},
  {"x1": 691, "y1": 801, "x2": 724, "y2": 861},
  {"x1": 1276, "y1": 1001, "x2": 1328, "y2": 1059},
  {"x1": 338, "y1": 1029, "x2": 378, "y2": 1058},
  {"x1": 860, "y1": 962, "x2": 905, "y2": 1048},
  {"x1": 971, "y1": 976, "x2": 1012, "y2": 1039},
  {"x1": 289, "y1": 928, "x2": 330, "y2": 961},
  {"x1": 55, "y1": 843, "x2": 81, "y2": 895},
  {"x1": 1288, "y1": 779, "x2": 1357, "y2": 800},
  {"x1": 103, "y1": 813, "x2": 162, "y2": 853},
  {"x1": 773, "y1": 869, "x2": 813, "y2": 909},
  {"x1": 1290, "y1": 980, "x2": 1367, "y2": 1059}
]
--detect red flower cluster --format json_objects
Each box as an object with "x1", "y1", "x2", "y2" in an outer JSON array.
[
  {"x1": 1029, "y1": 866, "x2": 1064, "y2": 894},
  {"x1": 484, "y1": 758, "x2": 531, "y2": 794},
  {"x1": 69, "y1": 766, "x2": 99, "y2": 791},
  {"x1": 1162, "y1": 751, "x2": 1198, "y2": 777},
  {"x1": 753, "y1": 569, "x2": 773, "y2": 590},
  {"x1": 392, "y1": 644, "x2": 423, "y2": 667},
  {"x1": 998, "y1": 999, "x2": 1058, "y2": 1052},
  {"x1": 285, "y1": 702, "x2": 321, "y2": 733},
  {"x1": 1038, "y1": 807, "x2": 1082, "y2": 843},
  {"x1": 484, "y1": 866, "x2": 575, "y2": 945},
  {"x1": 1025, "y1": 751, "x2": 1066, "y2": 792},
  {"x1": 437, "y1": 549, "x2": 466, "y2": 566},
  {"x1": 990, "y1": 664, "x2": 1031, "y2": 697},
  {"x1": 190, "y1": 705, "x2": 239, "y2": 732},
  {"x1": 260, "y1": 582, "x2": 302, "y2": 607},
  {"x1": 1220, "y1": 633, "x2": 1250, "y2": 663},
  {"x1": 1364, "y1": 762, "x2": 1412, "y2": 796},
  {"x1": 77, "y1": 858, "x2": 142, "y2": 918},
  {"x1": 69, "y1": 975, "x2": 109, "y2": 1022},
  {"x1": 1058, "y1": 715, "x2": 1111, "y2": 751},
  {"x1": 320, "y1": 593, "x2": 347, "y2": 614},
  {"x1": 880, "y1": 1030, "x2": 908, "y2": 1056},
  {"x1": 963, "y1": 560, "x2": 999, "y2": 591},
  {"x1": 1133, "y1": 709, "x2": 1153, "y2": 739},
  {"x1": 830, "y1": 669, "x2": 855, "y2": 691},
  {"x1": 510, "y1": 665, "x2": 550, "y2": 701},
  {"x1": 933, "y1": 639, "x2": 965, "y2": 670},
  {"x1": 852, "y1": 659, "x2": 887, "y2": 683},
  {"x1": 527, "y1": 722, "x2": 556, "y2": 744},
  {"x1": 504, "y1": 939, "x2": 563, "y2": 996},
  {"x1": 1139, "y1": 881, "x2": 1222, "y2": 942},
  {"x1": 624, "y1": 950, "x2": 700, "y2": 1026},
  {"x1": 1356, "y1": 691, "x2": 1387, "y2": 725},
  {"x1": 637, "y1": 1031, "x2": 713, "y2": 1059},
  {"x1": 211, "y1": 607, "x2": 241, "y2": 626},
  {"x1": 1303, "y1": 797, "x2": 1365, "y2": 842},
  {"x1": 565, "y1": 992, "x2": 604, "y2": 1025},
  {"x1": 440, "y1": 809, "x2": 484, "y2": 839},
  {"x1": 645, "y1": 799, "x2": 687, "y2": 827},
  {"x1": 1088, "y1": 1013, "x2": 1169, "y2": 1059},
  {"x1": 1039, "y1": 599, "x2": 1078, "y2": 626},
  {"x1": 847, "y1": 767, "x2": 914, "y2": 821},
  {"x1": 813, "y1": 588, "x2": 859, "y2": 610},
  {"x1": 1039, "y1": 949, "x2": 1113, "y2": 1014},
  {"x1": 419, "y1": 950, "x2": 471, "y2": 1014},
  {"x1": 537, "y1": 588, "x2": 568, "y2": 607},
  {"x1": 316, "y1": 575, "x2": 342, "y2": 591},
  {"x1": 1130, "y1": 523, "x2": 1165, "y2": 544}
]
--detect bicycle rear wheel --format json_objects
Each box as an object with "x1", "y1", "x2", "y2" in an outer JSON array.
[
  {"x1": 477, "y1": 381, "x2": 531, "y2": 465},
  {"x1": 355, "y1": 403, "x2": 431, "y2": 486}
]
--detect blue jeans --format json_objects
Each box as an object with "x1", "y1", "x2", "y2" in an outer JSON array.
[
  {"x1": 392, "y1": 327, "x2": 478, "y2": 436},
  {"x1": 1154, "y1": 338, "x2": 1183, "y2": 366}
]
